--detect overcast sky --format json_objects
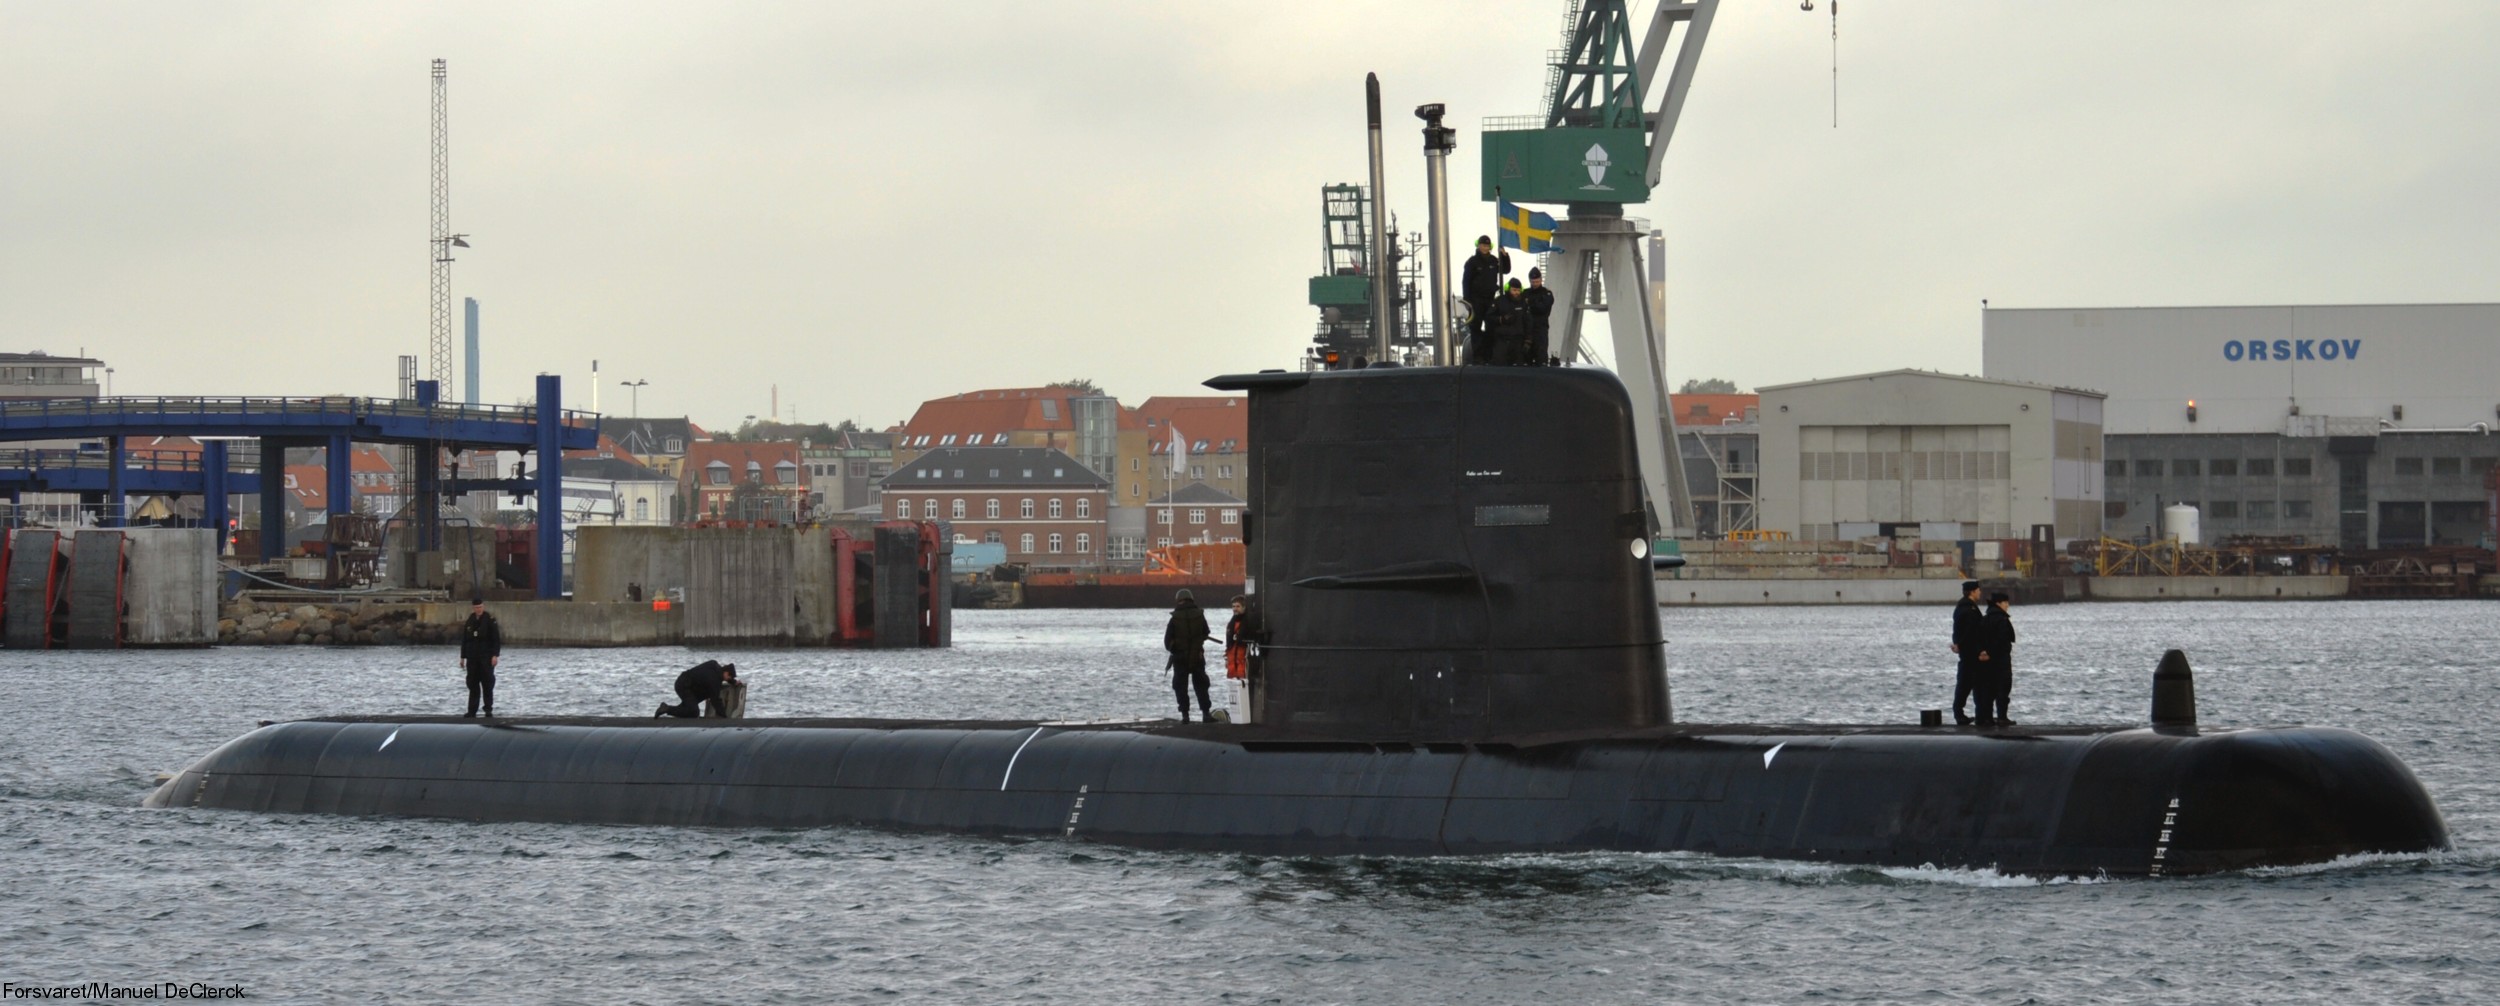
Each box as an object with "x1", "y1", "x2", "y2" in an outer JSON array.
[{"x1": 5, "y1": 2, "x2": 2494, "y2": 431}]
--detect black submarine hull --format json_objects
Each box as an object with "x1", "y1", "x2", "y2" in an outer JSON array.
[{"x1": 146, "y1": 718, "x2": 2447, "y2": 876}]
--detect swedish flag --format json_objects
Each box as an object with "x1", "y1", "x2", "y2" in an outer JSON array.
[{"x1": 1496, "y1": 199, "x2": 1560, "y2": 254}]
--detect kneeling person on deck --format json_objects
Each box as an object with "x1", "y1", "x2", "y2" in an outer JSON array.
[{"x1": 656, "y1": 660, "x2": 739, "y2": 718}]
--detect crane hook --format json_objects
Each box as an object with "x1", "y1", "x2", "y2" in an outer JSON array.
[{"x1": 1800, "y1": 0, "x2": 1813, "y2": 9}]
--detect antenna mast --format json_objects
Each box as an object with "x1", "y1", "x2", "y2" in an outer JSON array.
[{"x1": 428, "y1": 59, "x2": 456, "y2": 391}]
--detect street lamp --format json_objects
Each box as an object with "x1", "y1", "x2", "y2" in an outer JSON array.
[
  {"x1": 619, "y1": 379, "x2": 647, "y2": 416},
  {"x1": 104, "y1": 368, "x2": 114, "y2": 397}
]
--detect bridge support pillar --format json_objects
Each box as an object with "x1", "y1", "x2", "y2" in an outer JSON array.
[
  {"x1": 415, "y1": 380, "x2": 442, "y2": 552},
  {"x1": 325, "y1": 435, "x2": 353, "y2": 536},
  {"x1": 258, "y1": 438, "x2": 286, "y2": 561},
  {"x1": 534, "y1": 375, "x2": 563, "y2": 599},
  {"x1": 202, "y1": 441, "x2": 229, "y2": 556},
  {"x1": 105, "y1": 435, "x2": 125, "y2": 527}
]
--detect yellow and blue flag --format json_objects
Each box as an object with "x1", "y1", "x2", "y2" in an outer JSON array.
[{"x1": 1496, "y1": 199, "x2": 1560, "y2": 254}]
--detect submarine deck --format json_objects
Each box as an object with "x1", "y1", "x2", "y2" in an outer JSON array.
[{"x1": 281, "y1": 714, "x2": 2186, "y2": 747}]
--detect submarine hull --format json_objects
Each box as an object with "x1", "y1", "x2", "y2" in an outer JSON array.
[{"x1": 146, "y1": 718, "x2": 2447, "y2": 876}]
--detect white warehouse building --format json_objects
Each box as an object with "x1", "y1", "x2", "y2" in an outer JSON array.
[{"x1": 1757, "y1": 370, "x2": 2106, "y2": 544}]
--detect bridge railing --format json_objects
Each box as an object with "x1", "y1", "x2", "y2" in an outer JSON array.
[{"x1": 0, "y1": 396, "x2": 599, "y2": 428}]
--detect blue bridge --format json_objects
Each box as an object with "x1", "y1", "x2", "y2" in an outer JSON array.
[{"x1": 0, "y1": 376, "x2": 598, "y2": 598}]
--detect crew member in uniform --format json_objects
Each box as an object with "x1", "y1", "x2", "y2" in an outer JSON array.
[
  {"x1": 1982, "y1": 593, "x2": 2017, "y2": 726},
  {"x1": 1461, "y1": 236, "x2": 1511, "y2": 364},
  {"x1": 1949, "y1": 580, "x2": 1984, "y2": 725},
  {"x1": 459, "y1": 599, "x2": 502, "y2": 718},
  {"x1": 1165, "y1": 589, "x2": 1214, "y2": 722},
  {"x1": 656, "y1": 660, "x2": 738, "y2": 718},
  {"x1": 1485, "y1": 279, "x2": 1532, "y2": 365},
  {"x1": 1223, "y1": 595, "x2": 1257, "y2": 722},
  {"x1": 1523, "y1": 267, "x2": 1555, "y2": 366}
]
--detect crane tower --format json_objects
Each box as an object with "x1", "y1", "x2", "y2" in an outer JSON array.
[
  {"x1": 428, "y1": 59, "x2": 463, "y2": 392},
  {"x1": 1480, "y1": 0, "x2": 1716, "y2": 537}
]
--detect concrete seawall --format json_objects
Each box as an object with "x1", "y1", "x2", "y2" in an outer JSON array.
[
  {"x1": 2083, "y1": 576, "x2": 2350, "y2": 600},
  {"x1": 219, "y1": 600, "x2": 682, "y2": 647}
]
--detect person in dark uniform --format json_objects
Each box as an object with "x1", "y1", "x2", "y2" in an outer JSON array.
[
  {"x1": 1484, "y1": 279, "x2": 1531, "y2": 365},
  {"x1": 655, "y1": 660, "x2": 738, "y2": 718},
  {"x1": 1222, "y1": 594, "x2": 1257, "y2": 719},
  {"x1": 459, "y1": 599, "x2": 502, "y2": 718},
  {"x1": 1982, "y1": 592, "x2": 2017, "y2": 726},
  {"x1": 1949, "y1": 580, "x2": 1985, "y2": 725},
  {"x1": 1460, "y1": 236, "x2": 1511, "y2": 364},
  {"x1": 1165, "y1": 588, "x2": 1213, "y2": 722},
  {"x1": 1522, "y1": 267, "x2": 1556, "y2": 366}
]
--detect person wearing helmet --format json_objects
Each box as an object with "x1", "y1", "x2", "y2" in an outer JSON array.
[{"x1": 1163, "y1": 589, "x2": 1214, "y2": 722}]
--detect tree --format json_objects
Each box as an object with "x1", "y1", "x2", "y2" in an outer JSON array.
[
  {"x1": 1678, "y1": 378, "x2": 1741, "y2": 394},
  {"x1": 1048, "y1": 378, "x2": 1105, "y2": 396}
]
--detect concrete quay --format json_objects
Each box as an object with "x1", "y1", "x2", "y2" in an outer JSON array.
[{"x1": 217, "y1": 599, "x2": 682, "y2": 647}]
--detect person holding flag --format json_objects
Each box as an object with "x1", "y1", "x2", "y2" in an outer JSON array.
[
  {"x1": 1460, "y1": 236, "x2": 1510, "y2": 364},
  {"x1": 1495, "y1": 198, "x2": 1562, "y2": 256}
]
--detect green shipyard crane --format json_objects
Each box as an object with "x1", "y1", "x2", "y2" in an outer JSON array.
[{"x1": 1482, "y1": 0, "x2": 1716, "y2": 537}]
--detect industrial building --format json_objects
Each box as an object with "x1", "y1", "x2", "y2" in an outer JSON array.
[
  {"x1": 1756, "y1": 370, "x2": 2105, "y2": 543},
  {"x1": 1985, "y1": 304, "x2": 2500, "y2": 548}
]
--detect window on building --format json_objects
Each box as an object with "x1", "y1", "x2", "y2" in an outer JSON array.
[
  {"x1": 895, "y1": 499, "x2": 911, "y2": 519},
  {"x1": 2433, "y1": 457, "x2": 2463, "y2": 476},
  {"x1": 1217, "y1": 465, "x2": 1233, "y2": 479},
  {"x1": 850, "y1": 462, "x2": 867, "y2": 477},
  {"x1": 1075, "y1": 533, "x2": 1090, "y2": 553},
  {"x1": 922, "y1": 499, "x2": 938, "y2": 519},
  {"x1": 1019, "y1": 533, "x2": 1035, "y2": 553},
  {"x1": 2394, "y1": 457, "x2": 2424, "y2": 476},
  {"x1": 1076, "y1": 498, "x2": 1090, "y2": 517},
  {"x1": 1020, "y1": 498, "x2": 1035, "y2": 518},
  {"x1": 1189, "y1": 508, "x2": 1206, "y2": 524},
  {"x1": 746, "y1": 460, "x2": 763, "y2": 483},
  {"x1": 2284, "y1": 499, "x2": 2314, "y2": 518},
  {"x1": 1155, "y1": 537, "x2": 1171, "y2": 547},
  {"x1": 666, "y1": 438, "x2": 684, "y2": 453},
  {"x1": 2208, "y1": 500, "x2": 2240, "y2": 519},
  {"x1": 2284, "y1": 458, "x2": 2313, "y2": 477},
  {"x1": 1048, "y1": 533, "x2": 1063, "y2": 553},
  {"x1": 2134, "y1": 460, "x2": 2163, "y2": 477},
  {"x1": 984, "y1": 530, "x2": 1001, "y2": 544},
  {"x1": 634, "y1": 499, "x2": 650, "y2": 521},
  {"x1": 1131, "y1": 458, "x2": 1140, "y2": 472},
  {"x1": 1048, "y1": 498, "x2": 1064, "y2": 518},
  {"x1": 2173, "y1": 459, "x2": 2201, "y2": 477},
  {"x1": 1158, "y1": 508, "x2": 1172, "y2": 524},
  {"x1": 2211, "y1": 459, "x2": 2239, "y2": 477},
  {"x1": 2247, "y1": 458, "x2": 2275, "y2": 477},
  {"x1": 985, "y1": 498, "x2": 1000, "y2": 519},
  {"x1": 966, "y1": 434, "x2": 983, "y2": 446},
  {"x1": 1220, "y1": 509, "x2": 1238, "y2": 524},
  {"x1": 2246, "y1": 500, "x2": 2275, "y2": 520},
  {"x1": 1190, "y1": 466, "x2": 1205, "y2": 480},
  {"x1": 951, "y1": 499, "x2": 966, "y2": 519},
  {"x1": 2104, "y1": 459, "x2": 2125, "y2": 479},
  {"x1": 2104, "y1": 500, "x2": 2127, "y2": 520},
  {"x1": 1131, "y1": 484, "x2": 1140, "y2": 497},
  {"x1": 777, "y1": 461, "x2": 800, "y2": 484},
  {"x1": 707, "y1": 462, "x2": 730, "y2": 486}
]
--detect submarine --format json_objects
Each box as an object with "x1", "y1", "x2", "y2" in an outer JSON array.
[{"x1": 148, "y1": 365, "x2": 2448, "y2": 876}]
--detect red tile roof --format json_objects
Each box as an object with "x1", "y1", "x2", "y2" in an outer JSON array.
[
  {"x1": 683, "y1": 441, "x2": 808, "y2": 486},
  {"x1": 1670, "y1": 394, "x2": 1758, "y2": 427},
  {"x1": 1136, "y1": 396, "x2": 1248, "y2": 454},
  {"x1": 898, "y1": 386, "x2": 1138, "y2": 448}
]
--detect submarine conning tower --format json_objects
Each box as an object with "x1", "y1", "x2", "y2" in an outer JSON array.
[{"x1": 1206, "y1": 365, "x2": 1669, "y2": 741}]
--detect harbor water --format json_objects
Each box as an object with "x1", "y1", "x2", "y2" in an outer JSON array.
[{"x1": 3, "y1": 602, "x2": 2495, "y2": 1004}]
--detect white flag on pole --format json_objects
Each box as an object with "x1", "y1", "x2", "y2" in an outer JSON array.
[{"x1": 1169, "y1": 424, "x2": 1187, "y2": 478}]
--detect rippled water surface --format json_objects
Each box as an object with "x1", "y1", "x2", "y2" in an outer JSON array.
[{"x1": 4, "y1": 601, "x2": 2495, "y2": 1004}]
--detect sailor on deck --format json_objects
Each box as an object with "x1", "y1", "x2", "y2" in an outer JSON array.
[
  {"x1": 656, "y1": 661, "x2": 738, "y2": 718},
  {"x1": 460, "y1": 599, "x2": 502, "y2": 718},
  {"x1": 1949, "y1": 581, "x2": 1984, "y2": 725},
  {"x1": 1165, "y1": 589, "x2": 1214, "y2": 722}
]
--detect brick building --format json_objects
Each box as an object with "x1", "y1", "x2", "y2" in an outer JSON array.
[
  {"x1": 1146, "y1": 482, "x2": 1246, "y2": 547},
  {"x1": 881, "y1": 447, "x2": 1110, "y2": 567},
  {"x1": 1132, "y1": 395, "x2": 1249, "y2": 507},
  {"x1": 682, "y1": 441, "x2": 810, "y2": 523}
]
